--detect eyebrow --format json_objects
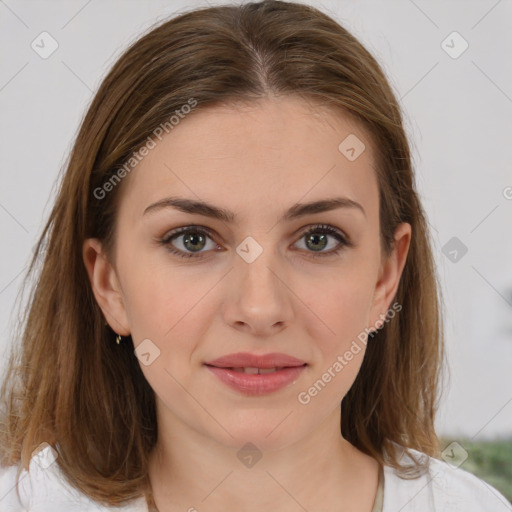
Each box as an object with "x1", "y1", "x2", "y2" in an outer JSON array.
[{"x1": 143, "y1": 195, "x2": 366, "y2": 222}]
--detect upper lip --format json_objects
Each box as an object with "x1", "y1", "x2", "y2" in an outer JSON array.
[{"x1": 205, "y1": 352, "x2": 307, "y2": 369}]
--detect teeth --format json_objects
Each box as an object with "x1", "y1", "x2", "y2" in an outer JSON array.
[{"x1": 230, "y1": 367, "x2": 282, "y2": 374}]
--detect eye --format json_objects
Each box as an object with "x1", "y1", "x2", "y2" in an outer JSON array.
[
  {"x1": 159, "y1": 223, "x2": 352, "y2": 259},
  {"x1": 292, "y1": 224, "x2": 352, "y2": 257},
  {"x1": 160, "y1": 225, "x2": 220, "y2": 259}
]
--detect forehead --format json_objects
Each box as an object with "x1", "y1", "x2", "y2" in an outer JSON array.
[{"x1": 118, "y1": 95, "x2": 379, "y2": 226}]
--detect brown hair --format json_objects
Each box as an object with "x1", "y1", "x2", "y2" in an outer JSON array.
[{"x1": 0, "y1": 0, "x2": 445, "y2": 508}]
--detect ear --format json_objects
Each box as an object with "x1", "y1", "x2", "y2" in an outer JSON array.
[
  {"x1": 368, "y1": 222, "x2": 411, "y2": 331},
  {"x1": 82, "y1": 238, "x2": 131, "y2": 336}
]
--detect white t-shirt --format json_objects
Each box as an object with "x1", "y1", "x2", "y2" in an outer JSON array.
[{"x1": 1, "y1": 443, "x2": 511, "y2": 511}]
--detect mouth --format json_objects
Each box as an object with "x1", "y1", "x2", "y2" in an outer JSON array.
[
  {"x1": 208, "y1": 365, "x2": 290, "y2": 374},
  {"x1": 204, "y1": 363, "x2": 307, "y2": 395}
]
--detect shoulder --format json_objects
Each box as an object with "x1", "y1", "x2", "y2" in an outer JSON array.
[
  {"x1": 382, "y1": 445, "x2": 512, "y2": 512},
  {"x1": 0, "y1": 444, "x2": 147, "y2": 512}
]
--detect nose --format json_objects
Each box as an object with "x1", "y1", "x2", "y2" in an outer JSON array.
[{"x1": 222, "y1": 247, "x2": 294, "y2": 337}]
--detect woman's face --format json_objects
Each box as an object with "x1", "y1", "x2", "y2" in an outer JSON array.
[{"x1": 84, "y1": 95, "x2": 410, "y2": 451}]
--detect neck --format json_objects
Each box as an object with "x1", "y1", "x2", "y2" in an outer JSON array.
[{"x1": 147, "y1": 402, "x2": 380, "y2": 512}]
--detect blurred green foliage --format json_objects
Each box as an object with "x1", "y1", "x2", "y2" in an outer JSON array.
[{"x1": 439, "y1": 437, "x2": 512, "y2": 503}]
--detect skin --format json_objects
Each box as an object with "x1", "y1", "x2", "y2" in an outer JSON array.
[{"x1": 83, "y1": 94, "x2": 411, "y2": 512}]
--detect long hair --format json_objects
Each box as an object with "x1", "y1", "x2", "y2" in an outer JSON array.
[{"x1": 0, "y1": 0, "x2": 445, "y2": 507}]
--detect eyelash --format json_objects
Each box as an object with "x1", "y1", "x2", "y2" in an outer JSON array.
[{"x1": 159, "y1": 224, "x2": 352, "y2": 260}]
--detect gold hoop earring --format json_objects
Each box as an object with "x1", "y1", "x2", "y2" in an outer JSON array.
[{"x1": 115, "y1": 334, "x2": 122, "y2": 345}]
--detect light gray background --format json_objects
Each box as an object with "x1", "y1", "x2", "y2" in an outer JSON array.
[{"x1": 1, "y1": 0, "x2": 511, "y2": 440}]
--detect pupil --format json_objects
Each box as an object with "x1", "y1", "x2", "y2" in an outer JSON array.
[
  {"x1": 307, "y1": 233, "x2": 327, "y2": 251},
  {"x1": 184, "y1": 232, "x2": 205, "y2": 252}
]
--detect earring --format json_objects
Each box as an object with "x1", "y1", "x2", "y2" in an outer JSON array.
[{"x1": 115, "y1": 333, "x2": 122, "y2": 345}]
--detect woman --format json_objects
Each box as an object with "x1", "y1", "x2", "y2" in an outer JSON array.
[{"x1": 1, "y1": 1, "x2": 510, "y2": 511}]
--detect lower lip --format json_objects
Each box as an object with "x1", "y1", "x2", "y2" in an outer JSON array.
[{"x1": 205, "y1": 365, "x2": 306, "y2": 396}]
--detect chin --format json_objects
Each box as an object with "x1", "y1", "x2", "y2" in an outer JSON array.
[{"x1": 207, "y1": 417, "x2": 305, "y2": 453}]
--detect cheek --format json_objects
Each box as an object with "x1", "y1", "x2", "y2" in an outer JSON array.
[
  {"x1": 118, "y1": 263, "x2": 215, "y2": 397},
  {"x1": 295, "y1": 257, "x2": 378, "y2": 406},
  {"x1": 118, "y1": 255, "x2": 223, "y2": 379},
  {"x1": 302, "y1": 262, "x2": 377, "y2": 348},
  {"x1": 295, "y1": 278, "x2": 373, "y2": 411},
  {"x1": 121, "y1": 273, "x2": 176, "y2": 336},
  {"x1": 118, "y1": 245, "x2": 208, "y2": 335}
]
